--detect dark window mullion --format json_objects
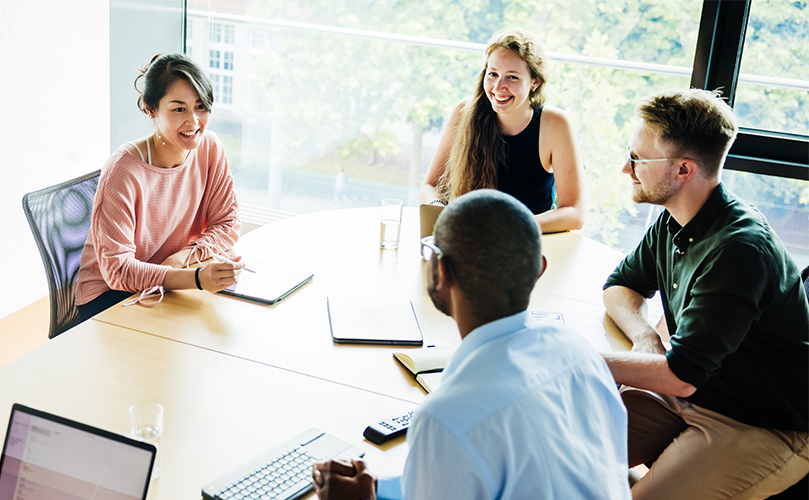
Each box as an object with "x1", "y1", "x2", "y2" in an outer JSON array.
[
  {"x1": 692, "y1": 0, "x2": 808, "y2": 179},
  {"x1": 691, "y1": 0, "x2": 750, "y2": 105}
]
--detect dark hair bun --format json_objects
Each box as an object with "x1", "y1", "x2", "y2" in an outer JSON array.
[{"x1": 134, "y1": 53, "x2": 214, "y2": 115}]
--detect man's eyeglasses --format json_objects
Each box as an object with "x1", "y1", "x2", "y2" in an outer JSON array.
[
  {"x1": 420, "y1": 235, "x2": 456, "y2": 279},
  {"x1": 627, "y1": 148, "x2": 685, "y2": 174}
]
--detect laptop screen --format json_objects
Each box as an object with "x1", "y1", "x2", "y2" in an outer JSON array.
[{"x1": 0, "y1": 404, "x2": 155, "y2": 500}]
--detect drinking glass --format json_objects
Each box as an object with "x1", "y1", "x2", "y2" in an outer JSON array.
[
  {"x1": 380, "y1": 198, "x2": 403, "y2": 249},
  {"x1": 129, "y1": 403, "x2": 163, "y2": 479}
]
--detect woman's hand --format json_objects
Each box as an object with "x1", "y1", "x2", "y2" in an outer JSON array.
[
  {"x1": 162, "y1": 255, "x2": 244, "y2": 292},
  {"x1": 198, "y1": 255, "x2": 244, "y2": 292}
]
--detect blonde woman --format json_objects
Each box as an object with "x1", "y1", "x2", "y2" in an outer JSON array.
[{"x1": 420, "y1": 28, "x2": 585, "y2": 233}]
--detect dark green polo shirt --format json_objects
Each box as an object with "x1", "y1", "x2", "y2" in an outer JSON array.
[{"x1": 605, "y1": 184, "x2": 809, "y2": 431}]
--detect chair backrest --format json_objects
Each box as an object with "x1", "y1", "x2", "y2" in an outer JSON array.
[
  {"x1": 22, "y1": 171, "x2": 101, "y2": 338},
  {"x1": 802, "y1": 265, "x2": 809, "y2": 301}
]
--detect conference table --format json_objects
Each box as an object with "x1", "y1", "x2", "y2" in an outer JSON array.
[
  {"x1": 0, "y1": 206, "x2": 635, "y2": 499},
  {"x1": 0, "y1": 320, "x2": 413, "y2": 499},
  {"x1": 94, "y1": 207, "x2": 633, "y2": 404}
]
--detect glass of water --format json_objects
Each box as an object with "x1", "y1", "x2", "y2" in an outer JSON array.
[
  {"x1": 129, "y1": 403, "x2": 163, "y2": 480},
  {"x1": 380, "y1": 198, "x2": 403, "y2": 249}
]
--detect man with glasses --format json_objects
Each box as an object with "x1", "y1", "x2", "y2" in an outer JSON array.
[
  {"x1": 313, "y1": 189, "x2": 630, "y2": 500},
  {"x1": 603, "y1": 88, "x2": 809, "y2": 499}
]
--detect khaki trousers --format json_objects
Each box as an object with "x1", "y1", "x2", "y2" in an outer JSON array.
[{"x1": 622, "y1": 387, "x2": 809, "y2": 500}]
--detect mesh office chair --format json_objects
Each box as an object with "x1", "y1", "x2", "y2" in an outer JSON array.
[
  {"x1": 22, "y1": 170, "x2": 101, "y2": 338},
  {"x1": 802, "y1": 265, "x2": 809, "y2": 300}
]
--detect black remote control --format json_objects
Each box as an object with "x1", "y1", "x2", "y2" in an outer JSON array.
[{"x1": 363, "y1": 409, "x2": 415, "y2": 444}]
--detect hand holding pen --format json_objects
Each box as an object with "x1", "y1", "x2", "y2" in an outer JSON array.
[{"x1": 212, "y1": 253, "x2": 257, "y2": 274}]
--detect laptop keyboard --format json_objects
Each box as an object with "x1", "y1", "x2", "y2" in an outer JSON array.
[{"x1": 214, "y1": 447, "x2": 318, "y2": 500}]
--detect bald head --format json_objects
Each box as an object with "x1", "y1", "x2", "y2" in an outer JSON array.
[{"x1": 434, "y1": 190, "x2": 542, "y2": 323}]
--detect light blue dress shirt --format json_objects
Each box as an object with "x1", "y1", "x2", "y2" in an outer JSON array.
[{"x1": 377, "y1": 311, "x2": 630, "y2": 500}]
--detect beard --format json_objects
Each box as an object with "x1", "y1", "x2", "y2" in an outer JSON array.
[
  {"x1": 630, "y1": 177, "x2": 677, "y2": 205},
  {"x1": 427, "y1": 260, "x2": 452, "y2": 317}
]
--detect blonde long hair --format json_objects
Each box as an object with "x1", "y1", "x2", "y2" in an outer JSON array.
[{"x1": 438, "y1": 29, "x2": 548, "y2": 200}]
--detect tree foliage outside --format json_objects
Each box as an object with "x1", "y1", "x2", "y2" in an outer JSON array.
[{"x1": 201, "y1": 0, "x2": 808, "y2": 256}]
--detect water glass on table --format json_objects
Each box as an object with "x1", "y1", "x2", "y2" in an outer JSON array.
[
  {"x1": 380, "y1": 198, "x2": 403, "y2": 249},
  {"x1": 129, "y1": 402, "x2": 163, "y2": 480}
]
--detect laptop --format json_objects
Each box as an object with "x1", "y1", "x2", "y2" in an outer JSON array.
[
  {"x1": 0, "y1": 404, "x2": 156, "y2": 500},
  {"x1": 419, "y1": 204, "x2": 444, "y2": 239}
]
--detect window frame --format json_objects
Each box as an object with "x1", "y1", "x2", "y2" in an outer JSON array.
[{"x1": 691, "y1": 0, "x2": 809, "y2": 181}]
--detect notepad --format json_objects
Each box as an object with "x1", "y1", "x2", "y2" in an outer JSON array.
[{"x1": 393, "y1": 346, "x2": 456, "y2": 393}]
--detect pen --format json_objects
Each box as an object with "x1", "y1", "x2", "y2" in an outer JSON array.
[{"x1": 211, "y1": 254, "x2": 257, "y2": 273}]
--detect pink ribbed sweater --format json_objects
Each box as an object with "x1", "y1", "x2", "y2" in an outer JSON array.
[{"x1": 76, "y1": 131, "x2": 240, "y2": 305}]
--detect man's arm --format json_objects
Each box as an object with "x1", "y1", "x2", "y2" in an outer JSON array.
[
  {"x1": 603, "y1": 285, "x2": 665, "y2": 355},
  {"x1": 603, "y1": 285, "x2": 696, "y2": 397},
  {"x1": 602, "y1": 351, "x2": 696, "y2": 398}
]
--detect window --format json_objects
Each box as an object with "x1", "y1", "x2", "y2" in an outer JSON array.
[
  {"x1": 251, "y1": 28, "x2": 268, "y2": 48},
  {"x1": 223, "y1": 75, "x2": 233, "y2": 105},
  {"x1": 209, "y1": 23, "x2": 222, "y2": 43},
  {"x1": 185, "y1": 0, "x2": 809, "y2": 267},
  {"x1": 209, "y1": 50, "x2": 220, "y2": 69},
  {"x1": 224, "y1": 25, "x2": 234, "y2": 44},
  {"x1": 734, "y1": 1, "x2": 808, "y2": 136},
  {"x1": 210, "y1": 73, "x2": 220, "y2": 101}
]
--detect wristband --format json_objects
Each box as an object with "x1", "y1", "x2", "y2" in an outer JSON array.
[{"x1": 195, "y1": 267, "x2": 203, "y2": 290}]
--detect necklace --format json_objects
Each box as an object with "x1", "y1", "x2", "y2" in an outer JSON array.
[{"x1": 150, "y1": 132, "x2": 190, "y2": 168}]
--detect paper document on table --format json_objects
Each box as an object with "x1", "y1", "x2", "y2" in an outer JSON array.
[{"x1": 558, "y1": 312, "x2": 612, "y2": 352}]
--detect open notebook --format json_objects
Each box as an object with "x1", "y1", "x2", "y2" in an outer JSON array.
[{"x1": 393, "y1": 346, "x2": 455, "y2": 393}]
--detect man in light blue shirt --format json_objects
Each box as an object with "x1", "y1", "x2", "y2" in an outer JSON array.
[{"x1": 313, "y1": 189, "x2": 630, "y2": 500}]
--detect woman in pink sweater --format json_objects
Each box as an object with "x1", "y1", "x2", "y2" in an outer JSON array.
[{"x1": 76, "y1": 53, "x2": 243, "y2": 321}]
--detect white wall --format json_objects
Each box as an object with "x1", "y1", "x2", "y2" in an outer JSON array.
[
  {"x1": 0, "y1": 0, "x2": 182, "y2": 319},
  {"x1": 0, "y1": 0, "x2": 110, "y2": 318}
]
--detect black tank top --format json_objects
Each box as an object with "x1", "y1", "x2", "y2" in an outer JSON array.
[{"x1": 498, "y1": 107, "x2": 555, "y2": 214}]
